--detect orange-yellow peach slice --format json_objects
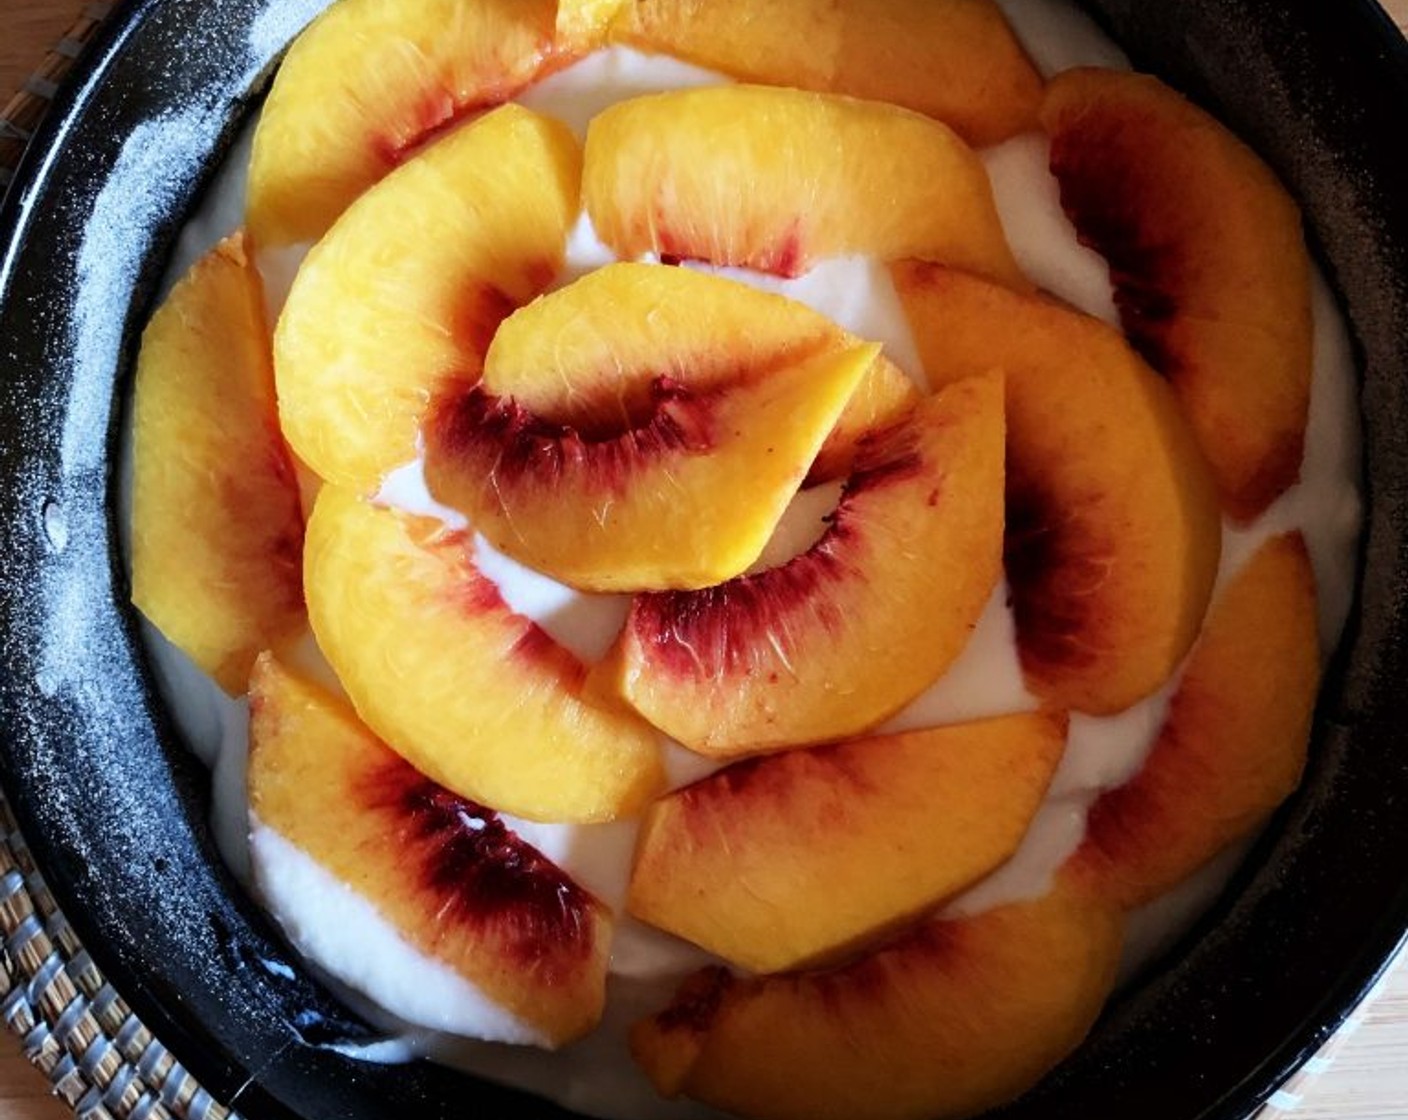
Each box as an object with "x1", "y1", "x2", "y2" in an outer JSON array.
[
  {"x1": 423, "y1": 343, "x2": 878, "y2": 592},
  {"x1": 628, "y1": 710, "x2": 1067, "y2": 973},
  {"x1": 610, "y1": 0, "x2": 1042, "y2": 147},
  {"x1": 1063, "y1": 532, "x2": 1319, "y2": 910},
  {"x1": 274, "y1": 104, "x2": 579, "y2": 494},
  {"x1": 247, "y1": 0, "x2": 563, "y2": 248},
  {"x1": 632, "y1": 881, "x2": 1125, "y2": 1120},
  {"x1": 247, "y1": 653, "x2": 611, "y2": 1043},
  {"x1": 599, "y1": 372, "x2": 1004, "y2": 756},
  {"x1": 303, "y1": 485, "x2": 663, "y2": 823},
  {"x1": 894, "y1": 263, "x2": 1221, "y2": 715},
  {"x1": 1041, "y1": 67, "x2": 1313, "y2": 521},
  {"x1": 131, "y1": 234, "x2": 304, "y2": 695},
  {"x1": 483, "y1": 262, "x2": 919, "y2": 481},
  {"x1": 557, "y1": 0, "x2": 629, "y2": 53},
  {"x1": 583, "y1": 85, "x2": 1026, "y2": 287}
]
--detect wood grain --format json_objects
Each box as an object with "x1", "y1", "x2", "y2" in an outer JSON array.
[
  {"x1": 0, "y1": 2, "x2": 1405, "y2": 1119},
  {"x1": 0, "y1": 3, "x2": 88, "y2": 109},
  {"x1": 0, "y1": 1050, "x2": 67, "y2": 1120}
]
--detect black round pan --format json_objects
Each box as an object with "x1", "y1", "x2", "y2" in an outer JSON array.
[{"x1": 1, "y1": 1, "x2": 1406, "y2": 1117}]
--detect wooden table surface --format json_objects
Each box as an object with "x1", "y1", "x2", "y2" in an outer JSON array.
[{"x1": 2, "y1": 1, "x2": 1408, "y2": 1118}]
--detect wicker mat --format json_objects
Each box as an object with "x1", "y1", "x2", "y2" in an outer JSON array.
[
  {"x1": 1, "y1": 13, "x2": 238, "y2": 1120},
  {"x1": 0, "y1": 5, "x2": 1385, "y2": 1120}
]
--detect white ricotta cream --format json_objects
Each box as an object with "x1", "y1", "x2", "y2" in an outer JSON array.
[
  {"x1": 249, "y1": 822, "x2": 549, "y2": 1045},
  {"x1": 134, "y1": 3, "x2": 1364, "y2": 1117}
]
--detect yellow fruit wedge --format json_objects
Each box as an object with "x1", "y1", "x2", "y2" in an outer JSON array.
[
  {"x1": 423, "y1": 342, "x2": 880, "y2": 592},
  {"x1": 1064, "y1": 532, "x2": 1319, "y2": 908},
  {"x1": 633, "y1": 882, "x2": 1125, "y2": 1120},
  {"x1": 248, "y1": 653, "x2": 612, "y2": 1043},
  {"x1": 894, "y1": 262, "x2": 1222, "y2": 715},
  {"x1": 557, "y1": 0, "x2": 628, "y2": 52},
  {"x1": 609, "y1": 0, "x2": 1042, "y2": 147},
  {"x1": 303, "y1": 486, "x2": 664, "y2": 823},
  {"x1": 274, "y1": 104, "x2": 580, "y2": 494},
  {"x1": 483, "y1": 262, "x2": 919, "y2": 481},
  {"x1": 629, "y1": 711, "x2": 1067, "y2": 972},
  {"x1": 584, "y1": 85, "x2": 1026, "y2": 287},
  {"x1": 601, "y1": 373, "x2": 1005, "y2": 755},
  {"x1": 247, "y1": 0, "x2": 561, "y2": 248},
  {"x1": 131, "y1": 233, "x2": 305, "y2": 694},
  {"x1": 1042, "y1": 68, "x2": 1312, "y2": 521}
]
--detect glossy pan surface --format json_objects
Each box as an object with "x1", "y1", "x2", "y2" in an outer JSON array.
[{"x1": 0, "y1": 1, "x2": 1406, "y2": 1117}]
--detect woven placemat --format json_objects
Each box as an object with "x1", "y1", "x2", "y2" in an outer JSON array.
[
  {"x1": 0, "y1": 5, "x2": 1390, "y2": 1120},
  {"x1": 0, "y1": 4, "x2": 110, "y2": 191},
  {"x1": 2, "y1": 13, "x2": 236, "y2": 1119}
]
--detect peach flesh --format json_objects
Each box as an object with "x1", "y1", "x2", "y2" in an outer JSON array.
[
  {"x1": 303, "y1": 486, "x2": 663, "y2": 823},
  {"x1": 626, "y1": 712, "x2": 1066, "y2": 973},
  {"x1": 245, "y1": 0, "x2": 576, "y2": 247},
  {"x1": 610, "y1": 373, "x2": 1003, "y2": 755},
  {"x1": 892, "y1": 261, "x2": 1222, "y2": 715},
  {"x1": 431, "y1": 378, "x2": 715, "y2": 483},
  {"x1": 361, "y1": 757, "x2": 597, "y2": 974},
  {"x1": 129, "y1": 233, "x2": 305, "y2": 696},
  {"x1": 247, "y1": 653, "x2": 612, "y2": 1043},
  {"x1": 632, "y1": 882, "x2": 1126, "y2": 1120},
  {"x1": 271, "y1": 104, "x2": 580, "y2": 494},
  {"x1": 631, "y1": 456, "x2": 916, "y2": 679},
  {"x1": 1040, "y1": 67, "x2": 1313, "y2": 521},
  {"x1": 582, "y1": 84, "x2": 1027, "y2": 287},
  {"x1": 1064, "y1": 532, "x2": 1320, "y2": 910},
  {"x1": 423, "y1": 341, "x2": 874, "y2": 592},
  {"x1": 606, "y1": 0, "x2": 1043, "y2": 148}
]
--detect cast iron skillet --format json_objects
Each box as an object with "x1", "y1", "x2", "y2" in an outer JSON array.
[{"x1": 1, "y1": 1, "x2": 1406, "y2": 1117}]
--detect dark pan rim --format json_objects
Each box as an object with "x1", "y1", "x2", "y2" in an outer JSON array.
[{"x1": 2, "y1": 1, "x2": 1408, "y2": 1118}]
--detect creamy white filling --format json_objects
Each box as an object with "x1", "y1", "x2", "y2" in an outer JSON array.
[
  {"x1": 133, "y1": 5, "x2": 1365, "y2": 1115},
  {"x1": 249, "y1": 822, "x2": 548, "y2": 1045}
]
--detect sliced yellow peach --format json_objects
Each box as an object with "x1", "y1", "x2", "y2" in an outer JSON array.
[
  {"x1": 274, "y1": 104, "x2": 580, "y2": 494},
  {"x1": 633, "y1": 881, "x2": 1125, "y2": 1120},
  {"x1": 1041, "y1": 67, "x2": 1313, "y2": 521},
  {"x1": 131, "y1": 233, "x2": 304, "y2": 695},
  {"x1": 483, "y1": 262, "x2": 919, "y2": 481},
  {"x1": 1063, "y1": 532, "x2": 1319, "y2": 909},
  {"x1": 557, "y1": 0, "x2": 629, "y2": 53},
  {"x1": 303, "y1": 485, "x2": 663, "y2": 823},
  {"x1": 248, "y1": 653, "x2": 611, "y2": 1043},
  {"x1": 807, "y1": 351, "x2": 921, "y2": 483},
  {"x1": 894, "y1": 262, "x2": 1221, "y2": 715},
  {"x1": 247, "y1": 0, "x2": 562, "y2": 248},
  {"x1": 610, "y1": 0, "x2": 1042, "y2": 147},
  {"x1": 583, "y1": 85, "x2": 1026, "y2": 287},
  {"x1": 423, "y1": 342, "x2": 878, "y2": 592},
  {"x1": 599, "y1": 372, "x2": 1004, "y2": 755},
  {"x1": 629, "y1": 710, "x2": 1067, "y2": 972}
]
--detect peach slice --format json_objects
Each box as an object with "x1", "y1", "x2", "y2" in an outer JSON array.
[
  {"x1": 423, "y1": 342, "x2": 878, "y2": 592},
  {"x1": 583, "y1": 85, "x2": 1026, "y2": 287},
  {"x1": 247, "y1": 653, "x2": 611, "y2": 1043},
  {"x1": 556, "y1": 0, "x2": 629, "y2": 53},
  {"x1": 1041, "y1": 67, "x2": 1313, "y2": 521},
  {"x1": 632, "y1": 881, "x2": 1125, "y2": 1120},
  {"x1": 628, "y1": 710, "x2": 1067, "y2": 973},
  {"x1": 246, "y1": 0, "x2": 563, "y2": 248},
  {"x1": 893, "y1": 263, "x2": 1221, "y2": 715},
  {"x1": 274, "y1": 104, "x2": 580, "y2": 494},
  {"x1": 599, "y1": 372, "x2": 1005, "y2": 756},
  {"x1": 609, "y1": 0, "x2": 1042, "y2": 147},
  {"x1": 303, "y1": 485, "x2": 663, "y2": 823},
  {"x1": 482, "y1": 262, "x2": 920, "y2": 482},
  {"x1": 1063, "y1": 532, "x2": 1320, "y2": 910},
  {"x1": 130, "y1": 233, "x2": 304, "y2": 695}
]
